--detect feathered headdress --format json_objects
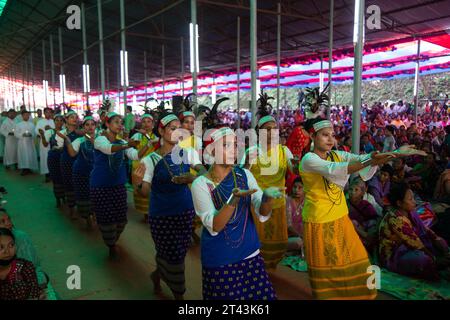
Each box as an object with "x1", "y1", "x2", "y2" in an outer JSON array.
[
  {"x1": 199, "y1": 97, "x2": 230, "y2": 129},
  {"x1": 141, "y1": 97, "x2": 158, "y2": 114},
  {"x1": 304, "y1": 82, "x2": 330, "y2": 119},
  {"x1": 256, "y1": 91, "x2": 276, "y2": 128},
  {"x1": 98, "y1": 98, "x2": 113, "y2": 116},
  {"x1": 257, "y1": 91, "x2": 274, "y2": 118},
  {"x1": 180, "y1": 93, "x2": 197, "y2": 112},
  {"x1": 84, "y1": 109, "x2": 93, "y2": 117}
]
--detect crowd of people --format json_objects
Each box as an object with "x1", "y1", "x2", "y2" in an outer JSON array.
[{"x1": 0, "y1": 92, "x2": 449, "y2": 300}]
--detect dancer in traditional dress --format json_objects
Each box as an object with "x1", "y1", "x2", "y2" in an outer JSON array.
[
  {"x1": 35, "y1": 108, "x2": 54, "y2": 182},
  {"x1": 57, "y1": 111, "x2": 81, "y2": 218},
  {"x1": 191, "y1": 127, "x2": 282, "y2": 300},
  {"x1": 59, "y1": 114, "x2": 97, "y2": 227},
  {"x1": 40, "y1": 113, "x2": 65, "y2": 208},
  {"x1": 132, "y1": 112, "x2": 205, "y2": 300},
  {"x1": 241, "y1": 92, "x2": 297, "y2": 270},
  {"x1": 90, "y1": 112, "x2": 140, "y2": 259},
  {"x1": 14, "y1": 110, "x2": 38, "y2": 176},
  {"x1": 298, "y1": 116, "x2": 398, "y2": 299},
  {"x1": 0, "y1": 109, "x2": 18, "y2": 170},
  {"x1": 130, "y1": 113, "x2": 158, "y2": 221}
]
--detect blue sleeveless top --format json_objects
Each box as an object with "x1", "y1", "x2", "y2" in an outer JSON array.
[
  {"x1": 73, "y1": 138, "x2": 94, "y2": 176},
  {"x1": 201, "y1": 166, "x2": 260, "y2": 268},
  {"x1": 61, "y1": 131, "x2": 81, "y2": 162},
  {"x1": 149, "y1": 150, "x2": 194, "y2": 217},
  {"x1": 90, "y1": 140, "x2": 127, "y2": 188}
]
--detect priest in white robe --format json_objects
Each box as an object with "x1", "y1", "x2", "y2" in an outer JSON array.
[
  {"x1": 0, "y1": 112, "x2": 6, "y2": 162},
  {"x1": 0, "y1": 109, "x2": 18, "y2": 169},
  {"x1": 35, "y1": 107, "x2": 55, "y2": 179},
  {"x1": 14, "y1": 110, "x2": 38, "y2": 175}
]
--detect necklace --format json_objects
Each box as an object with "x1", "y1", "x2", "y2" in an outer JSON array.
[
  {"x1": 158, "y1": 149, "x2": 185, "y2": 178},
  {"x1": 209, "y1": 167, "x2": 248, "y2": 248}
]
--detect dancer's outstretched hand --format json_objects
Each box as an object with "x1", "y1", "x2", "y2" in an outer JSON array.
[
  {"x1": 232, "y1": 188, "x2": 258, "y2": 198},
  {"x1": 370, "y1": 151, "x2": 396, "y2": 166},
  {"x1": 393, "y1": 145, "x2": 427, "y2": 156},
  {"x1": 263, "y1": 186, "x2": 285, "y2": 199}
]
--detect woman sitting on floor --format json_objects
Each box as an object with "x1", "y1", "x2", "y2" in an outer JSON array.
[
  {"x1": 347, "y1": 178, "x2": 380, "y2": 257},
  {"x1": 379, "y1": 182, "x2": 450, "y2": 281},
  {"x1": 368, "y1": 164, "x2": 393, "y2": 208},
  {"x1": 0, "y1": 228, "x2": 41, "y2": 300},
  {"x1": 285, "y1": 177, "x2": 304, "y2": 255}
]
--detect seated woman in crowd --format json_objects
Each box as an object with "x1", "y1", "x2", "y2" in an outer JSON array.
[
  {"x1": 0, "y1": 209, "x2": 47, "y2": 290},
  {"x1": 0, "y1": 228, "x2": 41, "y2": 300},
  {"x1": 285, "y1": 177, "x2": 304, "y2": 255},
  {"x1": 368, "y1": 164, "x2": 393, "y2": 208},
  {"x1": 347, "y1": 178, "x2": 380, "y2": 257},
  {"x1": 379, "y1": 182, "x2": 450, "y2": 281}
]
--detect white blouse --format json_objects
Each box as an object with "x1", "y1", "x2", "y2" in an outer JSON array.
[
  {"x1": 301, "y1": 151, "x2": 377, "y2": 189},
  {"x1": 94, "y1": 135, "x2": 139, "y2": 160}
]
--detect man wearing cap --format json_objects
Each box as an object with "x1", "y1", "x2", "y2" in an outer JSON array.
[{"x1": 35, "y1": 107, "x2": 55, "y2": 181}]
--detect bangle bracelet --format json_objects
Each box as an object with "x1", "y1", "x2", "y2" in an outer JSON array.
[
  {"x1": 226, "y1": 194, "x2": 237, "y2": 207},
  {"x1": 361, "y1": 157, "x2": 372, "y2": 167}
]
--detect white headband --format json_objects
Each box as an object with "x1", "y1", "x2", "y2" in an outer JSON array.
[
  {"x1": 210, "y1": 127, "x2": 235, "y2": 142},
  {"x1": 182, "y1": 111, "x2": 195, "y2": 119},
  {"x1": 160, "y1": 114, "x2": 179, "y2": 127},
  {"x1": 312, "y1": 120, "x2": 333, "y2": 132},
  {"x1": 257, "y1": 115, "x2": 276, "y2": 128}
]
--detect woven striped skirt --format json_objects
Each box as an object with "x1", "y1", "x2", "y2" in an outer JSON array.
[
  {"x1": 91, "y1": 184, "x2": 128, "y2": 247},
  {"x1": 133, "y1": 190, "x2": 149, "y2": 215},
  {"x1": 303, "y1": 214, "x2": 377, "y2": 300},
  {"x1": 73, "y1": 173, "x2": 91, "y2": 219},
  {"x1": 149, "y1": 209, "x2": 195, "y2": 295},
  {"x1": 47, "y1": 151, "x2": 64, "y2": 200},
  {"x1": 253, "y1": 205, "x2": 288, "y2": 270},
  {"x1": 60, "y1": 158, "x2": 76, "y2": 208},
  {"x1": 202, "y1": 254, "x2": 277, "y2": 300}
]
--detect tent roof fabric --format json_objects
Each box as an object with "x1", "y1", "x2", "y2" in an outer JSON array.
[{"x1": 0, "y1": 0, "x2": 449, "y2": 92}]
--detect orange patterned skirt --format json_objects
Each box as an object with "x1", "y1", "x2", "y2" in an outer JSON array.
[{"x1": 303, "y1": 214, "x2": 377, "y2": 300}]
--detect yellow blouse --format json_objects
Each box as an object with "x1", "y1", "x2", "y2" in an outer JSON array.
[
  {"x1": 299, "y1": 150, "x2": 376, "y2": 224},
  {"x1": 249, "y1": 144, "x2": 289, "y2": 209}
]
